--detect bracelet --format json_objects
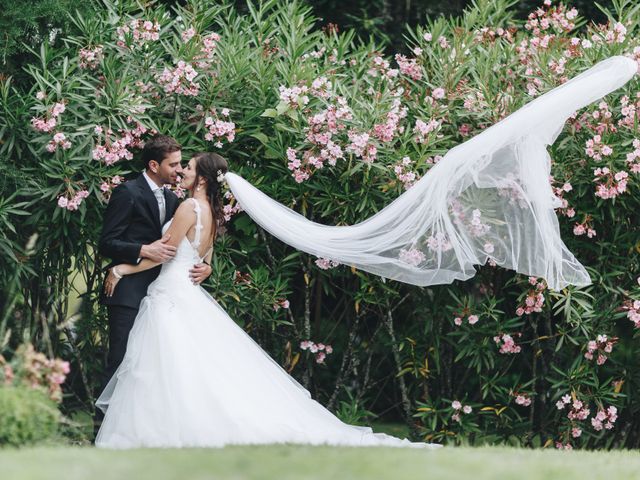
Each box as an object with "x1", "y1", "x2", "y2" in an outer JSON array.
[{"x1": 112, "y1": 266, "x2": 123, "y2": 279}]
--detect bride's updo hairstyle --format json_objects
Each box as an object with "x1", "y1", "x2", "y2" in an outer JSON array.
[{"x1": 192, "y1": 152, "x2": 228, "y2": 241}]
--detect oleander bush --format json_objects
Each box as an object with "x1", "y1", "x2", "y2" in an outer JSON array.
[
  {"x1": 1, "y1": 0, "x2": 640, "y2": 448},
  {"x1": 0, "y1": 344, "x2": 69, "y2": 446}
]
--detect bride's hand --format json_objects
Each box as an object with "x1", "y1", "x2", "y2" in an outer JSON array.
[{"x1": 104, "y1": 266, "x2": 123, "y2": 297}]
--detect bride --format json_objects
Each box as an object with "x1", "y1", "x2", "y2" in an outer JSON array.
[{"x1": 96, "y1": 152, "x2": 437, "y2": 449}]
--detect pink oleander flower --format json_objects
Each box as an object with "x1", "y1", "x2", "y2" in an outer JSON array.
[
  {"x1": 181, "y1": 27, "x2": 196, "y2": 42},
  {"x1": 621, "y1": 298, "x2": 640, "y2": 328},
  {"x1": 398, "y1": 247, "x2": 426, "y2": 266},
  {"x1": 394, "y1": 54, "x2": 422, "y2": 80},
  {"x1": 593, "y1": 167, "x2": 628, "y2": 199},
  {"x1": 79, "y1": 45, "x2": 104, "y2": 69},
  {"x1": 157, "y1": 60, "x2": 200, "y2": 96},
  {"x1": 467, "y1": 314, "x2": 479, "y2": 325},
  {"x1": 315, "y1": 257, "x2": 340, "y2": 270},
  {"x1": 204, "y1": 112, "x2": 236, "y2": 145},
  {"x1": 413, "y1": 118, "x2": 440, "y2": 144},
  {"x1": 494, "y1": 333, "x2": 522, "y2": 354},
  {"x1": 432, "y1": 87, "x2": 446, "y2": 99}
]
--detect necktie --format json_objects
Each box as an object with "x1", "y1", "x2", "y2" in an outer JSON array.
[{"x1": 154, "y1": 188, "x2": 166, "y2": 224}]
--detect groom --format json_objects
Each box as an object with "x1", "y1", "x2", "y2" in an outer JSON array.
[{"x1": 95, "y1": 135, "x2": 211, "y2": 429}]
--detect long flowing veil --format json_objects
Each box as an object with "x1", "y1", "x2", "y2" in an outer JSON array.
[{"x1": 224, "y1": 56, "x2": 637, "y2": 291}]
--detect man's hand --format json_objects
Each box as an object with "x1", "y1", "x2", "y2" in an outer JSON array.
[
  {"x1": 189, "y1": 262, "x2": 212, "y2": 286},
  {"x1": 140, "y1": 233, "x2": 176, "y2": 263}
]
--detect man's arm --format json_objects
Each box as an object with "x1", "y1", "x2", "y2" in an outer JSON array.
[{"x1": 98, "y1": 185, "x2": 142, "y2": 264}]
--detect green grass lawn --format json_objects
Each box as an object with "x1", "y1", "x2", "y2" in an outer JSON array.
[{"x1": 2, "y1": 444, "x2": 640, "y2": 480}]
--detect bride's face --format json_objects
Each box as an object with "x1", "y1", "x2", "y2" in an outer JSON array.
[{"x1": 180, "y1": 158, "x2": 198, "y2": 190}]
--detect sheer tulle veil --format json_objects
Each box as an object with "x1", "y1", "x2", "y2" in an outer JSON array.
[{"x1": 223, "y1": 56, "x2": 637, "y2": 291}]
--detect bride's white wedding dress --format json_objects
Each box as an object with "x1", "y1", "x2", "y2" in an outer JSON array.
[{"x1": 95, "y1": 199, "x2": 438, "y2": 449}]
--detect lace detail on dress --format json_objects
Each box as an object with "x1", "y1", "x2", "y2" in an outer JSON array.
[{"x1": 189, "y1": 198, "x2": 203, "y2": 250}]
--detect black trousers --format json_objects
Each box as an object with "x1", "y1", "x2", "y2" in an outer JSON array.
[{"x1": 94, "y1": 305, "x2": 138, "y2": 438}]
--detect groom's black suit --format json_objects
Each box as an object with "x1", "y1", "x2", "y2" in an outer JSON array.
[{"x1": 98, "y1": 174, "x2": 179, "y2": 386}]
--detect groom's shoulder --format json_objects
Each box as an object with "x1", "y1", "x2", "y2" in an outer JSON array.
[{"x1": 118, "y1": 174, "x2": 144, "y2": 194}]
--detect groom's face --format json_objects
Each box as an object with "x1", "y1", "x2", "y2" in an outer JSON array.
[{"x1": 154, "y1": 151, "x2": 183, "y2": 185}]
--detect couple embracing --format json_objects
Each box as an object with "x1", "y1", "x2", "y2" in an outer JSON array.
[{"x1": 94, "y1": 134, "x2": 437, "y2": 449}]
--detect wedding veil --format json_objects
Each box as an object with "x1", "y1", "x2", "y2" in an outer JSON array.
[{"x1": 224, "y1": 56, "x2": 637, "y2": 291}]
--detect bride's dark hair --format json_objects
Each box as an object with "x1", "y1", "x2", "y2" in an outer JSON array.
[{"x1": 192, "y1": 152, "x2": 228, "y2": 242}]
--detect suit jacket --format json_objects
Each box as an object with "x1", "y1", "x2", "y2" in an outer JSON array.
[{"x1": 98, "y1": 174, "x2": 179, "y2": 309}]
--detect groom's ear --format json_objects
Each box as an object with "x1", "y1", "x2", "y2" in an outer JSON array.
[{"x1": 148, "y1": 159, "x2": 160, "y2": 174}]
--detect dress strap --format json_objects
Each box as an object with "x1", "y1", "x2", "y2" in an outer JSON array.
[{"x1": 190, "y1": 198, "x2": 203, "y2": 249}]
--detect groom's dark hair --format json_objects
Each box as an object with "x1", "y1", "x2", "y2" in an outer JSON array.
[{"x1": 142, "y1": 135, "x2": 182, "y2": 169}]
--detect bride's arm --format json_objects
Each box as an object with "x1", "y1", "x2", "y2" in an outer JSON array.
[{"x1": 103, "y1": 202, "x2": 196, "y2": 297}]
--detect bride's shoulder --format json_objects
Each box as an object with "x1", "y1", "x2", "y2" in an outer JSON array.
[{"x1": 173, "y1": 199, "x2": 198, "y2": 221}]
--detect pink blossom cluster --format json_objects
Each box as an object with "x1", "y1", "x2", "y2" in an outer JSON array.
[
  {"x1": 573, "y1": 217, "x2": 596, "y2": 238},
  {"x1": 515, "y1": 277, "x2": 546, "y2": 316},
  {"x1": 300, "y1": 340, "x2": 333, "y2": 364},
  {"x1": 588, "y1": 101, "x2": 616, "y2": 135},
  {"x1": 394, "y1": 54, "x2": 422, "y2": 81},
  {"x1": 0, "y1": 343, "x2": 70, "y2": 402},
  {"x1": 315, "y1": 257, "x2": 340, "y2": 270},
  {"x1": 304, "y1": 99, "x2": 351, "y2": 167},
  {"x1": 426, "y1": 232, "x2": 452, "y2": 253},
  {"x1": 468, "y1": 209, "x2": 491, "y2": 237},
  {"x1": 46, "y1": 132, "x2": 72, "y2": 152},
  {"x1": 621, "y1": 97, "x2": 639, "y2": 130},
  {"x1": 79, "y1": 45, "x2": 104, "y2": 69},
  {"x1": 279, "y1": 84, "x2": 310, "y2": 108},
  {"x1": 420, "y1": 33, "x2": 450, "y2": 49},
  {"x1": 585, "y1": 134, "x2": 613, "y2": 160},
  {"x1": 591, "y1": 406, "x2": 617, "y2": 431},
  {"x1": 513, "y1": 392, "x2": 532, "y2": 407},
  {"x1": 181, "y1": 27, "x2": 196, "y2": 42},
  {"x1": 593, "y1": 167, "x2": 628, "y2": 199},
  {"x1": 372, "y1": 99, "x2": 407, "y2": 143},
  {"x1": 493, "y1": 333, "x2": 522, "y2": 354},
  {"x1": 116, "y1": 19, "x2": 160, "y2": 47},
  {"x1": 393, "y1": 156, "x2": 417, "y2": 189},
  {"x1": 157, "y1": 60, "x2": 200, "y2": 96},
  {"x1": 625, "y1": 139, "x2": 640, "y2": 174},
  {"x1": 621, "y1": 298, "x2": 640, "y2": 328},
  {"x1": 272, "y1": 298, "x2": 290, "y2": 311},
  {"x1": 310, "y1": 76, "x2": 332, "y2": 99},
  {"x1": 593, "y1": 21, "x2": 627, "y2": 45},
  {"x1": 453, "y1": 313, "x2": 479, "y2": 327},
  {"x1": 222, "y1": 191, "x2": 243, "y2": 222},
  {"x1": 552, "y1": 180, "x2": 575, "y2": 218},
  {"x1": 31, "y1": 101, "x2": 66, "y2": 133},
  {"x1": 398, "y1": 246, "x2": 426, "y2": 266},
  {"x1": 413, "y1": 118, "x2": 440, "y2": 144},
  {"x1": 555, "y1": 441, "x2": 573, "y2": 450},
  {"x1": 286, "y1": 147, "x2": 309, "y2": 183},
  {"x1": 204, "y1": 109, "x2": 235, "y2": 147},
  {"x1": 557, "y1": 395, "x2": 590, "y2": 423},
  {"x1": 584, "y1": 334, "x2": 617, "y2": 365},
  {"x1": 451, "y1": 400, "x2": 472, "y2": 423},
  {"x1": 99, "y1": 175, "x2": 124, "y2": 195},
  {"x1": 57, "y1": 189, "x2": 89, "y2": 211},
  {"x1": 474, "y1": 26, "x2": 515, "y2": 44},
  {"x1": 345, "y1": 130, "x2": 377, "y2": 163},
  {"x1": 92, "y1": 123, "x2": 147, "y2": 165},
  {"x1": 462, "y1": 90, "x2": 487, "y2": 113},
  {"x1": 367, "y1": 55, "x2": 399, "y2": 80},
  {"x1": 524, "y1": 3, "x2": 577, "y2": 36}
]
